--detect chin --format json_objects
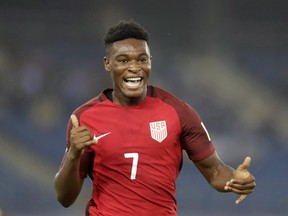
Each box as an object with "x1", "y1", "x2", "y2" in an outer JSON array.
[
  {"x1": 124, "y1": 89, "x2": 146, "y2": 99},
  {"x1": 123, "y1": 83, "x2": 145, "y2": 93},
  {"x1": 125, "y1": 92, "x2": 143, "y2": 99}
]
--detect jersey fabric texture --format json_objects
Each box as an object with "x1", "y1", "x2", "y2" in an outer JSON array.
[{"x1": 62, "y1": 85, "x2": 215, "y2": 216}]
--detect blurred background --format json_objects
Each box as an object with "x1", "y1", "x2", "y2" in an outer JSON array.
[{"x1": 0, "y1": 0, "x2": 287, "y2": 215}]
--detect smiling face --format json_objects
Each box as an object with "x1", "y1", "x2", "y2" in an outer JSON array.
[{"x1": 104, "y1": 38, "x2": 152, "y2": 106}]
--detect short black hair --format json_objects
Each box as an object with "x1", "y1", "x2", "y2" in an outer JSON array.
[{"x1": 104, "y1": 19, "x2": 149, "y2": 49}]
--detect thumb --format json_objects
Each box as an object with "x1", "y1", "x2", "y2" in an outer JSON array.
[
  {"x1": 237, "y1": 156, "x2": 251, "y2": 172},
  {"x1": 70, "y1": 114, "x2": 79, "y2": 128}
]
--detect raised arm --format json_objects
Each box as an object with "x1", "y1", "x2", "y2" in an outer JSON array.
[
  {"x1": 194, "y1": 152, "x2": 256, "y2": 204},
  {"x1": 54, "y1": 115, "x2": 95, "y2": 207}
]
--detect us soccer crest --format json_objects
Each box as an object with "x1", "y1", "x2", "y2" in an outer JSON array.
[{"x1": 149, "y1": 121, "x2": 167, "y2": 143}]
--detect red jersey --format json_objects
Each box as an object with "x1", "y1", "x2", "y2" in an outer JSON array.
[{"x1": 63, "y1": 85, "x2": 215, "y2": 216}]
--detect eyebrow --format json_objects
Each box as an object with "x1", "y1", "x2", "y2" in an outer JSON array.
[{"x1": 114, "y1": 53, "x2": 150, "y2": 58}]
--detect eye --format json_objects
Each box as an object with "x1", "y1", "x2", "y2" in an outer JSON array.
[
  {"x1": 138, "y1": 57, "x2": 148, "y2": 63},
  {"x1": 117, "y1": 59, "x2": 128, "y2": 63}
]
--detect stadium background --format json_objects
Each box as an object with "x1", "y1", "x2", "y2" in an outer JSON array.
[{"x1": 0, "y1": 0, "x2": 287, "y2": 215}]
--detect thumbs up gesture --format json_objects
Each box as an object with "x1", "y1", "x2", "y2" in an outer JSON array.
[
  {"x1": 224, "y1": 157, "x2": 256, "y2": 204},
  {"x1": 69, "y1": 114, "x2": 96, "y2": 159}
]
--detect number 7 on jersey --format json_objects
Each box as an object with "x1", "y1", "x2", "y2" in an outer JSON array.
[{"x1": 124, "y1": 153, "x2": 139, "y2": 180}]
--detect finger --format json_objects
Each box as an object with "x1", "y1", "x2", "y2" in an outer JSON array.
[
  {"x1": 235, "y1": 195, "x2": 247, "y2": 204},
  {"x1": 237, "y1": 156, "x2": 251, "y2": 171},
  {"x1": 226, "y1": 176, "x2": 256, "y2": 187},
  {"x1": 71, "y1": 114, "x2": 79, "y2": 128},
  {"x1": 224, "y1": 181, "x2": 255, "y2": 195},
  {"x1": 78, "y1": 134, "x2": 95, "y2": 143},
  {"x1": 225, "y1": 186, "x2": 254, "y2": 195},
  {"x1": 83, "y1": 139, "x2": 97, "y2": 147}
]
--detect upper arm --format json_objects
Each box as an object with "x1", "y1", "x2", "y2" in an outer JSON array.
[{"x1": 177, "y1": 101, "x2": 215, "y2": 161}]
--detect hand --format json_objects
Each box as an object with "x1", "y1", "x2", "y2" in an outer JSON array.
[
  {"x1": 224, "y1": 157, "x2": 256, "y2": 204},
  {"x1": 69, "y1": 114, "x2": 96, "y2": 159}
]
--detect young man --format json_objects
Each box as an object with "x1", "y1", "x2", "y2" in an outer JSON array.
[{"x1": 54, "y1": 20, "x2": 256, "y2": 216}]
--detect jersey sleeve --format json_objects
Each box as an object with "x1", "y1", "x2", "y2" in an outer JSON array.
[
  {"x1": 152, "y1": 86, "x2": 215, "y2": 162},
  {"x1": 179, "y1": 102, "x2": 215, "y2": 161}
]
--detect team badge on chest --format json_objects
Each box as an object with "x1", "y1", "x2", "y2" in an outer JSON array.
[{"x1": 149, "y1": 120, "x2": 167, "y2": 143}]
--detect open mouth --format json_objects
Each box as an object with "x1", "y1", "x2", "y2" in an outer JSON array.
[{"x1": 124, "y1": 77, "x2": 143, "y2": 87}]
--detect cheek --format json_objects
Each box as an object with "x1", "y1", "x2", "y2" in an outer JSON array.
[
  {"x1": 110, "y1": 71, "x2": 123, "y2": 84},
  {"x1": 112, "y1": 64, "x2": 127, "y2": 73},
  {"x1": 143, "y1": 65, "x2": 152, "y2": 76}
]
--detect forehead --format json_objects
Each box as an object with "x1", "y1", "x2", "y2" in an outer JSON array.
[{"x1": 108, "y1": 38, "x2": 150, "y2": 57}]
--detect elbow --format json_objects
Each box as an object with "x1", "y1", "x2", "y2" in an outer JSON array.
[
  {"x1": 54, "y1": 183, "x2": 76, "y2": 207},
  {"x1": 54, "y1": 173, "x2": 82, "y2": 207},
  {"x1": 59, "y1": 202, "x2": 73, "y2": 208},
  {"x1": 56, "y1": 194, "x2": 75, "y2": 208}
]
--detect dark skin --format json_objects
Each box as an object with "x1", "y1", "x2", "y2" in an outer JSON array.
[
  {"x1": 103, "y1": 38, "x2": 152, "y2": 107},
  {"x1": 195, "y1": 153, "x2": 255, "y2": 204},
  {"x1": 54, "y1": 38, "x2": 256, "y2": 207}
]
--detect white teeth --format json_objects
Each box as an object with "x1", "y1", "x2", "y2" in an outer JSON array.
[
  {"x1": 125, "y1": 77, "x2": 142, "y2": 82},
  {"x1": 124, "y1": 77, "x2": 142, "y2": 87}
]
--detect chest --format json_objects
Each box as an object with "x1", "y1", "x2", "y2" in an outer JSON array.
[{"x1": 81, "y1": 100, "x2": 182, "y2": 162}]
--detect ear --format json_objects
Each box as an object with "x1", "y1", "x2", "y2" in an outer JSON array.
[{"x1": 103, "y1": 57, "x2": 110, "y2": 72}]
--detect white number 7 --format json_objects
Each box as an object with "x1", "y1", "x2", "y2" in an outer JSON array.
[{"x1": 124, "y1": 153, "x2": 139, "y2": 180}]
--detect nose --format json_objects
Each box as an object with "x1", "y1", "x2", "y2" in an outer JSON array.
[{"x1": 128, "y1": 61, "x2": 141, "y2": 72}]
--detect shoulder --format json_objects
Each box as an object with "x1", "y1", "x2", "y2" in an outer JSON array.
[
  {"x1": 149, "y1": 85, "x2": 203, "y2": 125},
  {"x1": 72, "y1": 89, "x2": 110, "y2": 118},
  {"x1": 149, "y1": 86, "x2": 181, "y2": 103},
  {"x1": 150, "y1": 85, "x2": 198, "y2": 113}
]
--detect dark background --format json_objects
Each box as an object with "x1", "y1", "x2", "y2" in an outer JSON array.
[{"x1": 0, "y1": 1, "x2": 287, "y2": 215}]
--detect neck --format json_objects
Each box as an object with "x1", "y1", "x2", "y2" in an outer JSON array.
[{"x1": 112, "y1": 89, "x2": 147, "y2": 107}]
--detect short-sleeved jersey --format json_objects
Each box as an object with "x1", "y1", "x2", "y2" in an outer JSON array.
[{"x1": 62, "y1": 85, "x2": 215, "y2": 216}]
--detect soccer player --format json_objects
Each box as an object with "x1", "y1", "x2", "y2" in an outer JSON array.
[{"x1": 54, "y1": 20, "x2": 256, "y2": 216}]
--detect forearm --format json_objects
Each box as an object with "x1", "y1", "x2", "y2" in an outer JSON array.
[
  {"x1": 208, "y1": 163, "x2": 235, "y2": 192},
  {"x1": 54, "y1": 153, "x2": 83, "y2": 207},
  {"x1": 195, "y1": 152, "x2": 235, "y2": 192}
]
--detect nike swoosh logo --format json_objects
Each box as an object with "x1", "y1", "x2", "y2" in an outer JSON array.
[{"x1": 93, "y1": 132, "x2": 111, "y2": 141}]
